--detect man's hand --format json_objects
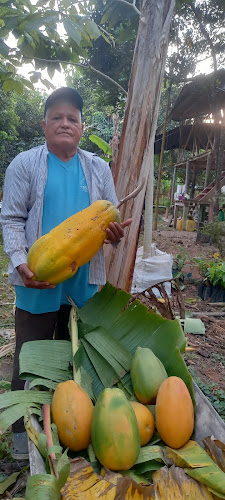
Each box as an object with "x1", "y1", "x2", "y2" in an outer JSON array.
[
  {"x1": 104, "y1": 218, "x2": 132, "y2": 244},
  {"x1": 17, "y1": 263, "x2": 56, "y2": 289}
]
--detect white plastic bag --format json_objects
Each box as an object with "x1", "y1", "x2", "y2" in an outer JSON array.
[{"x1": 131, "y1": 244, "x2": 173, "y2": 297}]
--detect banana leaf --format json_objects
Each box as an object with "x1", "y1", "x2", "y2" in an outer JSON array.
[
  {"x1": 152, "y1": 464, "x2": 214, "y2": 499},
  {"x1": 203, "y1": 437, "x2": 225, "y2": 473},
  {"x1": 19, "y1": 340, "x2": 73, "y2": 382},
  {"x1": 60, "y1": 457, "x2": 155, "y2": 499},
  {"x1": 25, "y1": 474, "x2": 59, "y2": 500},
  {"x1": 6, "y1": 282, "x2": 193, "y2": 432},
  {"x1": 166, "y1": 440, "x2": 225, "y2": 495},
  {"x1": 0, "y1": 390, "x2": 53, "y2": 433},
  {"x1": 76, "y1": 283, "x2": 194, "y2": 402}
]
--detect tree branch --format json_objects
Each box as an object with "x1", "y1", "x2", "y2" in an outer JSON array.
[
  {"x1": 115, "y1": 0, "x2": 141, "y2": 16},
  {"x1": 190, "y1": 2, "x2": 217, "y2": 73},
  {"x1": 28, "y1": 57, "x2": 128, "y2": 96}
]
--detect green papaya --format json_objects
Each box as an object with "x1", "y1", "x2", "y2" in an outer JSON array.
[
  {"x1": 131, "y1": 347, "x2": 168, "y2": 404},
  {"x1": 91, "y1": 387, "x2": 140, "y2": 471}
]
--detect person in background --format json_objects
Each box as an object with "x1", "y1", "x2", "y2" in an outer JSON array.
[{"x1": 1, "y1": 87, "x2": 132, "y2": 459}]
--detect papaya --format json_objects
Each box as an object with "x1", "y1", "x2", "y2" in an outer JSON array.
[
  {"x1": 130, "y1": 347, "x2": 168, "y2": 404},
  {"x1": 91, "y1": 388, "x2": 140, "y2": 471},
  {"x1": 27, "y1": 200, "x2": 120, "y2": 284},
  {"x1": 155, "y1": 376, "x2": 194, "y2": 449},
  {"x1": 51, "y1": 380, "x2": 94, "y2": 452},
  {"x1": 130, "y1": 401, "x2": 155, "y2": 446}
]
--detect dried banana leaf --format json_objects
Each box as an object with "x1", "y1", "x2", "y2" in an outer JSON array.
[
  {"x1": 166, "y1": 440, "x2": 225, "y2": 495},
  {"x1": 61, "y1": 457, "x2": 155, "y2": 500},
  {"x1": 203, "y1": 437, "x2": 225, "y2": 473},
  {"x1": 153, "y1": 464, "x2": 214, "y2": 499},
  {"x1": 61, "y1": 457, "x2": 116, "y2": 499}
]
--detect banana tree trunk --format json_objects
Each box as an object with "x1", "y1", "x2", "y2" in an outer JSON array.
[{"x1": 104, "y1": 0, "x2": 175, "y2": 291}]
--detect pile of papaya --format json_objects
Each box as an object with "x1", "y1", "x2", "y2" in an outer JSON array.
[{"x1": 51, "y1": 347, "x2": 194, "y2": 471}]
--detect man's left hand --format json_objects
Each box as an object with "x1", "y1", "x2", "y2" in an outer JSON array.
[{"x1": 104, "y1": 218, "x2": 132, "y2": 244}]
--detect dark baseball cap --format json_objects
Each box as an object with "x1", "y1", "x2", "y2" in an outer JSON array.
[{"x1": 44, "y1": 87, "x2": 83, "y2": 117}]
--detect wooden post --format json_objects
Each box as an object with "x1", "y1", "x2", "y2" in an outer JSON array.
[
  {"x1": 182, "y1": 159, "x2": 190, "y2": 231},
  {"x1": 204, "y1": 151, "x2": 212, "y2": 189},
  {"x1": 173, "y1": 202, "x2": 179, "y2": 229},
  {"x1": 190, "y1": 165, "x2": 197, "y2": 199},
  {"x1": 170, "y1": 166, "x2": 177, "y2": 205},
  {"x1": 154, "y1": 83, "x2": 171, "y2": 230},
  {"x1": 209, "y1": 203, "x2": 214, "y2": 222}
]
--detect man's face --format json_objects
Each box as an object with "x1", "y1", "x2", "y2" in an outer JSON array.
[{"x1": 42, "y1": 102, "x2": 84, "y2": 153}]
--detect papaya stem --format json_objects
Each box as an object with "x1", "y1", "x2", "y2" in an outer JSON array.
[
  {"x1": 43, "y1": 403, "x2": 57, "y2": 477},
  {"x1": 69, "y1": 305, "x2": 81, "y2": 385},
  {"x1": 116, "y1": 177, "x2": 145, "y2": 209}
]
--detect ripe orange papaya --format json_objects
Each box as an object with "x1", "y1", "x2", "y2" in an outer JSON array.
[
  {"x1": 155, "y1": 376, "x2": 194, "y2": 449},
  {"x1": 130, "y1": 347, "x2": 168, "y2": 404},
  {"x1": 91, "y1": 388, "x2": 140, "y2": 471},
  {"x1": 51, "y1": 380, "x2": 94, "y2": 452},
  {"x1": 27, "y1": 200, "x2": 120, "y2": 284},
  {"x1": 130, "y1": 401, "x2": 155, "y2": 446}
]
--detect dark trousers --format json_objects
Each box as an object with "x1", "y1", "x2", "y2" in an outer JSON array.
[{"x1": 12, "y1": 305, "x2": 71, "y2": 432}]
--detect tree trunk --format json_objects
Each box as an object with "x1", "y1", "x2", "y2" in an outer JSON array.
[{"x1": 104, "y1": 0, "x2": 175, "y2": 291}]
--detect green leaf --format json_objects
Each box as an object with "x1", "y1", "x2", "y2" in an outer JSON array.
[
  {"x1": 0, "y1": 467, "x2": 27, "y2": 495},
  {"x1": 81, "y1": 338, "x2": 118, "y2": 389},
  {"x1": 132, "y1": 460, "x2": 163, "y2": 474},
  {"x1": 63, "y1": 17, "x2": 81, "y2": 45},
  {"x1": 19, "y1": 340, "x2": 73, "y2": 383},
  {"x1": 25, "y1": 473, "x2": 59, "y2": 500},
  {"x1": 135, "y1": 445, "x2": 165, "y2": 465},
  {"x1": 89, "y1": 134, "x2": 112, "y2": 155},
  {"x1": 85, "y1": 19, "x2": 101, "y2": 40},
  {"x1": 0, "y1": 403, "x2": 42, "y2": 433},
  {"x1": 84, "y1": 326, "x2": 132, "y2": 374},
  {"x1": 79, "y1": 283, "x2": 194, "y2": 404},
  {"x1": 0, "y1": 390, "x2": 52, "y2": 409},
  {"x1": 57, "y1": 449, "x2": 70, "y2": 490},
  {"x1": 0, "y1": 39, "x2": 9, "y2": 57},
  {"x1": 29, "y1": 378, "x2": 58, "y2": 391},
  {"x1": 47, "y1": 64, "x2": 55, "y2": 79}
]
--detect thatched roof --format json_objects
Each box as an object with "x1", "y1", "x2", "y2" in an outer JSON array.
[{"x1": 168, "y1": 69, "x2": 225, "y2": 121}]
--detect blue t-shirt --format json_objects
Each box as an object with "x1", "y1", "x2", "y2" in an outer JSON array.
[{"x1": 15, "y1": 152, "x2": 98, "y2": 313}]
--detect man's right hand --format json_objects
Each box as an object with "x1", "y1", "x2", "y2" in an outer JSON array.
[{"x1": 17, "y1": 263, "x2": 56, "y2": 289}]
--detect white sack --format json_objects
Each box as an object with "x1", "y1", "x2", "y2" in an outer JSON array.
[{"x1": 131, "y1": 244, "x2": 173, "y2": 297}]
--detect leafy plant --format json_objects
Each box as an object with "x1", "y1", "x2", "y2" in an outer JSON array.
[
  {"x1": 173, "y1": 248, "x2": 190, "y2": 280},
  {"x1": 203, "y1": 221, "x2": 225, "y2": 258},
  {"x1": 194, "y1": 256, "x2": 225, "y2": 289},
  {"x1": 188, "y1": 368, "x2": 225, "y2": 422}
]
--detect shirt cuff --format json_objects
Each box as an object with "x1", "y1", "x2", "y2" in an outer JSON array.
[{"x1": 10, "y1": 251, "x2": 28, "y2": 269}]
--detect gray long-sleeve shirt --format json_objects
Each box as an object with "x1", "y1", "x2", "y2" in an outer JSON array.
[{"x1": 1, "y1": 143, "x2": 118, "y2": 286}]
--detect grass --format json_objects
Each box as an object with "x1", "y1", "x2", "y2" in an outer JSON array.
[
  {"x1": 0, "y1": 230, "x2": 15, "y2": 328},
  {"x1": 0, "y1": 229, "x2": 15, "y2": 460}
]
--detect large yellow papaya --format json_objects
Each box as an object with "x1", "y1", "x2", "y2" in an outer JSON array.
[
  {"x1": 51, "y1": 380, "x2": 94, "y2": 452},
  {"x1": 91, "y1": 388, "x2": 140, "y2": 471},
  {"x1": 155, "y1": 376, "x2": 194, "y2": 449},
  {"x1": 27, "y1": 200, "x2": 120, "y2": 284}
]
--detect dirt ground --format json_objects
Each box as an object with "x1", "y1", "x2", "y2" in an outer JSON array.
[{"x1": 152, "y1": 225, "x2": 225, "y2": 403}]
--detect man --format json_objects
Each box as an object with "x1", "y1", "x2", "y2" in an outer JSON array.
[{"x1": 1, "y1": 87, "x2": 132, "y2": 459}]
